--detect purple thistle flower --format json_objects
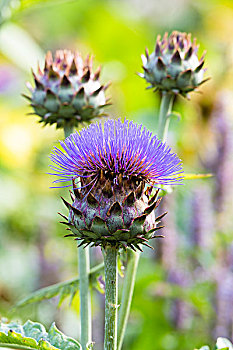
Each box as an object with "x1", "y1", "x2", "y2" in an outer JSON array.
[
  {"x1": 50, "y1": 118, "x2": 183, "y2": 249},
  {"x1": 50, "y1": 118, "x2": 183, "y2": 190}
]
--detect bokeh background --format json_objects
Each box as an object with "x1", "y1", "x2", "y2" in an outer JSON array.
[{"x1": 0, "y1": 0, "x2": 233, "y2": 349}]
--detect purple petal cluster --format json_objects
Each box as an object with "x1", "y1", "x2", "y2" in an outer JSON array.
[{"x1": 50, "y1": 118, "x2": 183, "y2": 188}]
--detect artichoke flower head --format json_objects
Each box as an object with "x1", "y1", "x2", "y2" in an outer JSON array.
[
  {"x1": 24, "y1": 50, "x2": 110, "y2": 129},
  {"x1": 50, "y1": 119, "x2": 183, "y2": 250},
  {"x1": 140, "y1": 31, "x2": 208, "y2": 97}
]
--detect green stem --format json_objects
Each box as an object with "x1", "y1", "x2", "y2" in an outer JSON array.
[
  {"x1": 117, "y1": 250, "x2": 140, "y2": 350},
  {"x1": 117, "y1": 91, "x2": 176, "y2": 350},
  {"x1": 78, "y1": 247, "x2": 91, "y2": 349},
  {"x1": 157, "y1": 92, "x2": 175, "y2": 142},
  {"x1": 63, "y1": 123, "x2": 92, "y2": 350},
  {"x1": 103, "y1": 245, "x2": 118, "y2": 350},
  {"x1": 64, "y1": 123, "x2": 74, "y2": 138}
]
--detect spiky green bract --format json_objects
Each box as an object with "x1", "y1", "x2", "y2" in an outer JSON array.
[
  {"x1": 50, "y1": 119, "x2": 183, "y2": 250},
  {"x1": 140, "y1": 31, "x2": 208, "y2": 97},
  {"x1": 24, "y1": 50, "x2": 110, "y2": 128}
]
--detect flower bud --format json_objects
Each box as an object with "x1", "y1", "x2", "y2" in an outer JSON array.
[
  {"x1": 140, "y1": 31, "x2": 208, "y2": 97},
  {"x1": 24, "y1": 50, "x2": 110, "y2": 128}
]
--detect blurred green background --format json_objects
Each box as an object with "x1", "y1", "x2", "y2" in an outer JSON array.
[{"x1": 0, "y1": 0, "x2": 233, "y2": 349}]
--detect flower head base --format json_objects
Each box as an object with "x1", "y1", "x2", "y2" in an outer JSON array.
[
  {"x1": 50, "y1": 119, "x2": 183, "y2": 250},
  {"x1": 24, "y1": 50, "x2": 110, "y2": 129},
  {"x1": 140, "y1": 31, "x2": 208, "y2": 97}
]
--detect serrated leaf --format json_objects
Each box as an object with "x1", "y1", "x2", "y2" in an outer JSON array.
[
  {"x1": 47, "y1": 323, "x2": 81, "y2": 350},
  {"x1": 0, "y1": 320, "x2": 81, "y2": 350},
  {"x1": 15, "y1": 263, "x2": 104, "y2": 308},
  {"x1": 216, "y1": 338, "x2": 233, "y2": 350}
]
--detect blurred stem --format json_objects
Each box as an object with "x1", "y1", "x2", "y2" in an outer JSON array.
[
  {"x1": 63, "y1": 123, "x2": 92, "y2": 349},
  {"x1": 103, "y1": 245, "x2": 118, "y2": 350},
  {"x1": 79, "y1": 246, "x2": 91, "y2": 349},
  {"x1": 117, "y1": 249, "x2": 140, "y2": 350},
  {"x1": 158, "y1": 92, "x2": 175, "y2": 141},
  {"x1": 64, "y1": 124, "x2": 74, "y2": 138},
  {"x1": 0, "y1": 0, "x2": 10, "y2": 25},
  {"x1": 117, "y1": 91, "x2": 176, "y2": 350}
]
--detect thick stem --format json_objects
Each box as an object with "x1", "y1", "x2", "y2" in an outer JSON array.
[
  {"x1": 117, "y1": 250, "x2": 140, "y2": 350},
  {"x1": 117, "y1": 91, "x2": 176, "y2": 350},
  {"x1": 103, "y1": 245, "x2": 118, "y2": 350},
  {"x1": 157, "y1": 92, "x2": 175, "y2": 142},
  {"x1": 63, "y1": 124, "x2": 92, "y2": 349},
  {"x1": 78, "y1": 247, "x2": 91, "y2": 349},
  {"x1": 64, "y1": 123, "x2": 74, "y2": 138}
]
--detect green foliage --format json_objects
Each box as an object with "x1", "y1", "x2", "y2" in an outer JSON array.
[
  {"x1": 15, "y1": 263, "x2": 104, "y2": 308},
  {"x1": 0, "y1": 319, "x2": 81, "y2": 350}
]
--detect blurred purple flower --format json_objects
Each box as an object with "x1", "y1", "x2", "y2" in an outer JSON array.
[
  {"x1": 209, "y1": 91, "x2": 233, "y2": 220},
  {"x1": 0, "y1": 66, "x2": 19, "y2": 94},
  {"x1": 50, "y1": 118, "x2": 183, "y2": 191},
  {"x1": 168, "y1": 268, "x2": 193, "y2": 330},
  {"x1": 191, "y1": 185, "x2": 214, "y2": 251},
  {"x1": 159, "y1": 192, "x2": 178, "y2": 269}
]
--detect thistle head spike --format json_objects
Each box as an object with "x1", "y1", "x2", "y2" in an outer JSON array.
[{"x1": 145, "y1": 47, "x2": 149, "y2": 60}]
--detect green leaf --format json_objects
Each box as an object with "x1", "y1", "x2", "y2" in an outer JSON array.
[
  {"x1": 216, "y1": 337, "x2": 233, "y2": 350},
  {"x1": 195, "y1": 346, "x2": 210, "y2": 350},
  {"x1": 183, "y1": 173, "x2": 213, "y2": 180},
  {"x1": 15, "y1": 262, "x2": 104, "y2": 308},
  {"x1": 0, "y1": 320, "x2": 81, "y2": 350}
]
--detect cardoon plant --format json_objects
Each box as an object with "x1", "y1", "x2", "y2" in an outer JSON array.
[
  {"x1": 1, "y1": 31, "x2": 224, "y2": 350},
  {"x1": 117, "y1": 31, "x2": 209, "y2": 350},
  {"x1": 50, "y1": 118, "x2": 183, "y2": 350},
  {"x1": 24, "y1": 50, "x2": 110, "y2": 350}
]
